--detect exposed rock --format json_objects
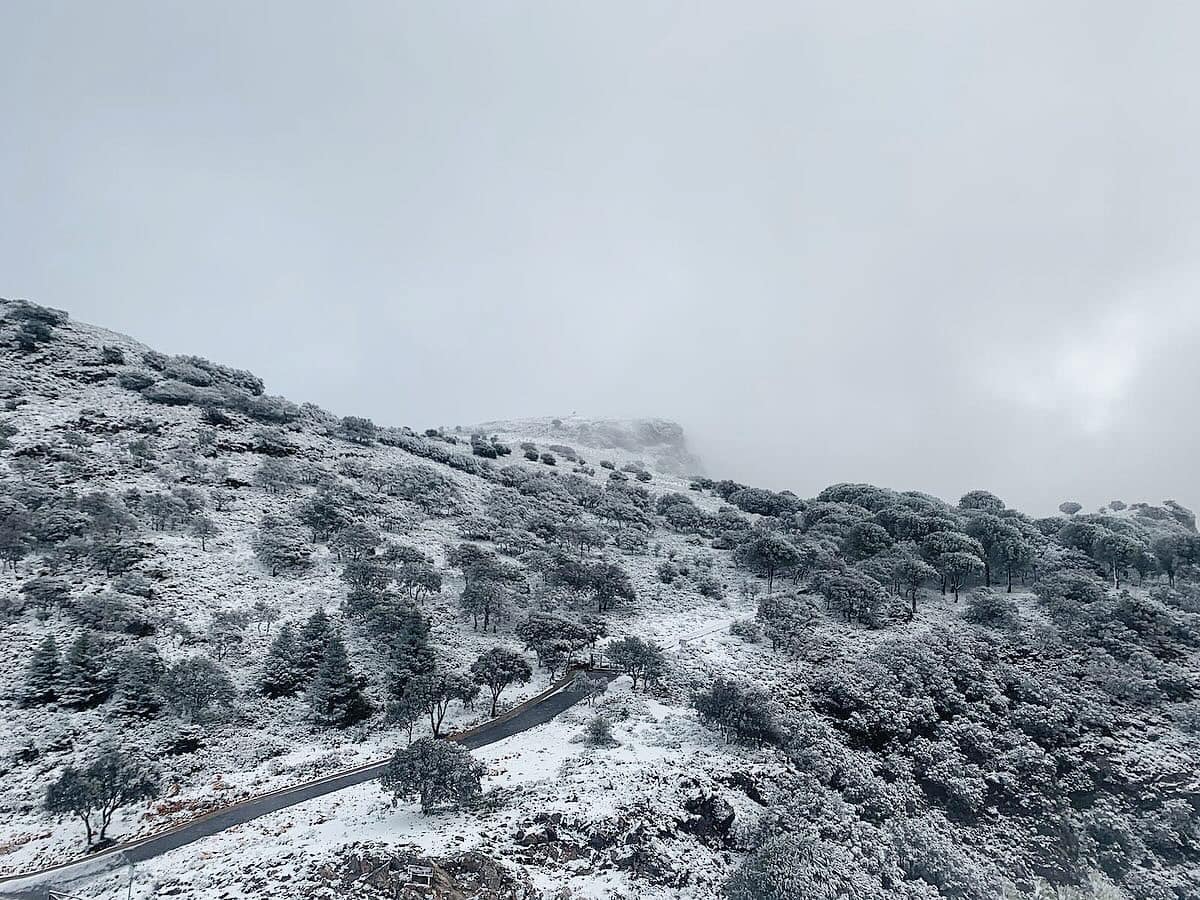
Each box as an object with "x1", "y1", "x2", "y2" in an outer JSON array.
[{"x1": 680, "y1": 792, "x2": 736, "y2": 845}]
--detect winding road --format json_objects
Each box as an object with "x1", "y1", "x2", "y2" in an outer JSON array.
[{"x1": 0, "y1": 667, "x2": 620, "y2": 900}]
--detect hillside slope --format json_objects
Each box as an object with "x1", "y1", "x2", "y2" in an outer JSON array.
[{"x1": 1, "y1": 298, "x2": 1198, "y2": 900}]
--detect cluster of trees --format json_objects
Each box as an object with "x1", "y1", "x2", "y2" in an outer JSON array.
[
  {"x1": 693, "y1": 677, "x2": 780, "y2": 747},
  {"x1": 515, "y1": 613, "x2": 602, "y2": 678},
  {"x1": 21, "y1": 630, "x2": 237, "y2": 721},
  {"x1": 671, "y1": 481, "x2": 1200, "y2": 642},
  {"x1": 115, "y1": 348, "x2": 299, "y2": 426},
  {"x1": 605, "y1": 636, "x2": 665, "y2": 689},
  {"x1": 5, "y1": 299, "x2": 69, "y2": 350},
  {"x1": 258, "y1": 609, "x2": 373, "y2": 727},
  {"x1": 469, "y1": 432, "x2": 511, "y2": 459},
  {"x1": 719, "y1": 529, "x2": 1200, "y2": 899}
]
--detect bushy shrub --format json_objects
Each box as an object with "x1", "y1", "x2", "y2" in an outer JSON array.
[
  {"x1": 693, "y1": 677, "x2": 780, "y2": 746},
  {"x1": 164, "y1": 359, "x2": 214, "y2": 386},
  {"x1": 729, "y1": 618, "x2": 762, "y2": 642},
  {"x1": 964, "y1": 589, "x2": 1021, "y2": 630},
  {"x1": 141, "y1": 381, "x2": 195, "y2": 405},
  {"x1": 470, "y1": 434, "x2": 497, "y2": 458},
  {"x1": 584, "y1": 714, "x2": 619, "y2": 747},
  {"x1": 142, "y1": 350, "x2": 168, "y2": 370}
]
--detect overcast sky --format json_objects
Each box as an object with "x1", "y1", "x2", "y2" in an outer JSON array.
[{"x1": 3, "y1": 2, "x2": 1199, "y2": 514}]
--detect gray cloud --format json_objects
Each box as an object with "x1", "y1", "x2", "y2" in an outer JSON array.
[{"x1": 3, "y1": 1, "x2": 1199, "y2": 514}]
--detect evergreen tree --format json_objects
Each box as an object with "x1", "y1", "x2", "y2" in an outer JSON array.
[
  {"x1": 306, "y1": 633, "x2": 373, "y2": 727},
  {"x1": 112, "y1": 645, "x2": 166, "y2": 718},
  {"x1": 297, "y1": 608, "x2": 332, "y2": 671},
  {"x1": 258, "y1": 622, "x2": 307, "y2": 697},
  {"x1": 58, "y1": 631, "x2": 111, "y2": 710},
  {"x1": 21, "y1": 635, "x2": 60, "y2": 706}
]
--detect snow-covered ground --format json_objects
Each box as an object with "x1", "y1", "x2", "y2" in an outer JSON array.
[
  {"x1": 0, "y1": 307, "x2": 774, "y2": 896},
  {"x1": 44, "y1": 679, "x2": 776, "y2": 899}
]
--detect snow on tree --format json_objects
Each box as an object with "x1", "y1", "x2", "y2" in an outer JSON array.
[
  {"x1": 297, "y1": 608, "x2": 333, "y2": 671},
  {"x1": 58, "y1": 630, "x2": 111, "y2": 709},
  {"x1": 339, "y1": 415, "x2": 377, "y2": 445},
  {"x1": 734, "y1": 530, "x2": 802, "y2": 594},
  {"x1": 253, "y1": 457, "x2": 298, "y2": 495},
  {"x1": 693, "y1": 677, "x2": 779, "y2": 747},
  {"x1": 516, "y1": 613, "x2": 591, "y2": 675},
  {"x1": 258, "y1": 622, "x2": 308, "y2": 697},
  {"x1": 190, "y1": 514, "x2": 218, "y2": 550},
  {"x1": 958, "y1": 489, "x2": 1005, "y2": 513},
  {"x1": 161, "y1": 656, "x2": 236, "y2": 720},
  {"x1": 21, "y1": 634, "x2": 60, "y2": 706},
  {"x1": 252, "y1": 513, "x2": 313, "y2": 575},
  {"x1": 19, "y1": 575, "x2": 72, "y2": 617},
  {"x1": 725, "y1": 830, "x2": 878, "y2": 900},
  {"x1": 416, "y1": 670, "x2": 477, "y2": 737},
  {"x1": 470, "y1": 647, "x2": 532, "y2": 717},
  {"x1": 45, "y1": 749, "x2": 160, "y2": 847},
  {"x1": 891, "y1": 555, "x2": 937, "y2": 614},
  {"x1": 207, "y1": 609, "x2": 250, "y2": 660},
  {"x1": 380, "y1": 738, "x2": 484, "y2": 813},
  {"x1": 111, "y1": 645, "x2": 166, "y2": 718},
  {"x1": 306, "y1": 633, "x2": 373, "y2": 727},
  {"x1": 584, "y1": 714, "x2": 619, "y2": 748},
  {"x1": 814, "y1": 569, "x2": 891, "y2": 624},
  {"x1": 605, "y1": 636, "x2": 666, "y2": 690}
]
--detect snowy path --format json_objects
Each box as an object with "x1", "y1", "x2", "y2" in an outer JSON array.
[{"x1": 0, "y1": 668, "x2": 620, "y2": 900}]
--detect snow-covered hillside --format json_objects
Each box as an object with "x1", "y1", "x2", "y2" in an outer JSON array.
[
  {"x1": 2, "y1": 298, "x2": 1198, "y2": 900},
  {"x1": 0, "y1": 299, "x2": 763, "y2": 897}
]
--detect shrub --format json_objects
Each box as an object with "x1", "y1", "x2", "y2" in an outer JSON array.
[
  {"x1": 141, "y1": 381, "x2": 195, "y2": 405},
  {"x1": 164, "y1": 359, "x2": 213, "y2": 386},
  {"x1": 964, "y1": 589, "x2": 1022, "y2": 630},
  {"x1": 142, "y1": 350, "x2": 168, "y2": 370},
  {"x1": 584, "y1": 714, "x2": 619, "y2": 748},
  {"x1": 729, "y1": 618, "x2": 762, "y2": 642},
  {"x1": 540, "y1": 453, "x2": 556, "y2": 466},
  {"x1": 693, "y1": 677, "x2": 780, "y2": 746},
  {"x1": 470, "y1": 434, "x2": 498, "y2": 458}
]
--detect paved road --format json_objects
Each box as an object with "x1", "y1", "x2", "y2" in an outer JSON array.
[{"x1": 0, "y1": 668, "x2": 619, "y2": 899}]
